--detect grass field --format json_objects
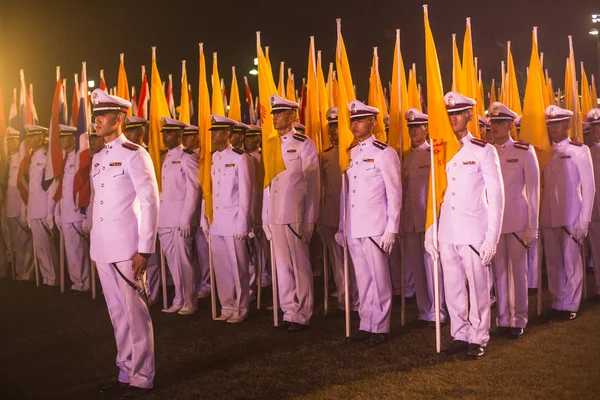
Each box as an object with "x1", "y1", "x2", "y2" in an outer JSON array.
[{"x1": 1, "y1": 276, "x2": 599, "y2": 400}]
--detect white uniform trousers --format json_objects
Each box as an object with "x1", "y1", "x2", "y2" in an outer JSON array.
[
  {"x1": 389, "y1": 242, "x2": 415, "y2": 297},
  {"x1": 96, "y1": 261, "x2": 154, "y2": 389},
  {"x1": 210, "y1": 235, "x2": 250, "y2": 318},
  {"x1": 146, "y1": 250, "x2": 160, "y2": 304},
  {"x1": 271, "y1": 223, "x2": 313, "y2": 325},
  {"x1": 158, "y1": 228, "x2": 197, "y2": 310},
  {"x1": 7, "y1": 218, "x2": 34, "y2": 280},
  {"x1": 322, "y1": 226, "x2": 359, "y2": 310},
  {"x1": 527, "y1": 238, "x2": 539, "y2": 289},
  {"x1": 348, "y1": 235, "x2": 392, "y2": 333},
  {"x1": 493, "y1": 232, "x2": 528, "y2": 328},
  {"x1": 194, "y1": 229, "x2": 211, "y2": 293},
  {"x1": 542, "y1": 227, "x2": 583, "y2": 312},
  {"x1": 440, "y1": 243, "x2": 491, "y2": 346},
  {"x1": 590, "y1": 221, "x2": 600, "y2": 295},
  {"x1": 61, "y1": 222, "x2": 91, "y2": 291},
  {"x1": 29, "y1": 218, "x2": 59, "y2": 286},
  {"x1": 404, "y1": 232, "x2": 446, "y2": 323}
]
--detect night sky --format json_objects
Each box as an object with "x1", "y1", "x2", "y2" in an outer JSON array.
[{"x1": 1, "y1": 0, "x2": 599, "y2": 123}]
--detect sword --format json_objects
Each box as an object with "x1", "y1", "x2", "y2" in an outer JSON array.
[
  {"x1": 110, "y1": 262, "x2": 149, "y2": 305},
  {"x1": 368, "y1": 237, "x2": 387, "y2": 256},
  {"x1": 41, "y1": 220, "x2": 54, "y2": 238},
  {"x1": 561, "y1": 227, "x2": 582, "y2": 246},
  {"x1": 71, "y1": 223, "x2": 88, "y2": 241},
  {"x1": 511, "y1": 232, "x2": 531, "y2": 250},
  {"x1": 469, "y1": 244, "x2": 481, "y2": 257},
  {"x1": 286, "y1": 224, "x2": 302, "y2": 241}
]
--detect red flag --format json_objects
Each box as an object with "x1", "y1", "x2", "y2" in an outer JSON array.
[
  {"x1": 70, "y1": 73, "x2": 80, "y2": 127},
  {"x1": 138, "y1": 65, "x2": 150, "y2": 119},
  {"x1": 73, "y1": 63, "x2": 91, "y2": 208},
  {"x1": 99, "y1": 69, "x2": 107, "y2": 92}
]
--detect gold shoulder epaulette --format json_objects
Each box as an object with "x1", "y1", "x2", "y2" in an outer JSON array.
[
  {"x1": 569, "y1": 141, "x2": 583, "y2": 147},
  {"x1": 373, "y1": 140, "x2": 388, "y2": 150},
  {"x1": 183, "y1": 148, "x2": 194, "y2": 155},
  {"x1": 232, "y1": 147, "x2": 245, "y2": 155},
  {"x1": 514, "y1": 141, "x2": 530, "y2": 150},
  {"x1": 122, "y1": 142, "x2": 139, "y2": 151},
  {"x1": 293, "y1": 133, "x2": 307, "y2": 142},
  {"x1": 470, "y1": 138, "x2": 486, "y2": 148}
]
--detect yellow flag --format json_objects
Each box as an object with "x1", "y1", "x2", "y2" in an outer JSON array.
[
  {"x1": 408, "y1": 64, "x2": 421, "y2": 110},
  {"x1": 368, "y1": 47, "x2": 388, "y2": 142},
  {"x1": 211, "y1": 53, "x2": 225, "y2": 117},
  {"x1": 547, "y1": 72, "x2": 555, "y2": 106},
  {"x1": 461, "y1": 18, "x2": 480, "y2": 139},
  {"x1": 228, "y1": 66, "x2": 241, "y2": 122},
  {"x1": 286, "y1": 69, "x2": 296, "y2": 103},
  {"x1": 505, "y1": 41, "x2": 522, "y2": 139},
  {"x1": 117, "y1": 53, "x2": 132, "y2": 116},
  {"x1": 490, "y1": 79, "x2": 496, "y2": 104},
  {"x1": 277, "y1": 62, "x2": 286, "y2": 98},
  {"x1": 198, "y1": 44, "x2": 213, "y2": 222},
  {"x1": 332, "y1": 72, "x2": 340, "y2": 109},
  {"x1": 179, "y1": 60, "x2": 190, "y2": 124},
  {"x1": 256, "y1": 33, "x2": 286, "y2": 188},
  {"x1": 305, "y1": 37, "x2": 322, "y2": 153},
  {"x1": 581, "y1": 62, "x2": 592, "y2": 115},
  {"x1": 452, "y1": 33, "x2": 462, "y2": 92},
  {"x1": 388, "y1": 29, "x2": 410, "y2": 157},
  {"x1": 565, "y1": 36, "x2": 582, "y2": 142},
  {"x1": 477, "y1": 70, "x2": 486, "y2": 117},
  {"x1": 148, "y1": 47, "x2": 170, "y2": 191},
  {"x1": 520, "y1": 28, "x2": 551, "y2": 169},
  {"x1": 423, "y1": 5, "x2": 460, "y2": 234},
  {"x1": 317, "y1": 50, "x2": 331, "y2": 151},
  {"x1": 592, "y1": 75, "x2": 598, "y2": 108},
  {"x1": 335, "y1": 19, "x2": 356, "y2": 172},
  {"x1": 326, "y1": 62, "x2": 335, "y2": 107}
]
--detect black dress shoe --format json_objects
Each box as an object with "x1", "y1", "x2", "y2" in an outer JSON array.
[
  {"x1": 271, "y1": 321, "x2": 292, "y2": 331},
  {"x1": 490, "y1": 326, "x2": 510, "y2": 337},
  {"x1": 465, "y1": 343, "x2": 485, "y2": 359},
  {"x1": 349, "y1": 330, "x2": 371, "y2": 343},
  {"x1": 367, "y1": 333, "x2": 386, "y2": 346},
  {"x1": 441, "y1": 340, "x2": 469, "y2": 356},
  {"x1": 286, "y1": 322, "x2": 309, "y2": 333},
  {"x1": 564, "y1": 311, "x2": 577, "y2": 321},
  {"x1": 119, "y1": 386, "x2": 151, "y2": 399},
  {"x1": 508, "y1": 327, "x2": 525, "y2": 339},
  {"x1": 98, "y1": 381, "x2": 129, "y2": 394}
]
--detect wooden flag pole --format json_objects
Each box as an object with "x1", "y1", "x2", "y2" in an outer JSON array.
[
  {"x1": 59, "y1": 230, "x2": 65, "y2": 294},
  {"x1": 160, "y1": 246, "x2": 167, "y2": 310},
  {"x1": 208, "y1": 235, "x2": 217, "y2": 319}
]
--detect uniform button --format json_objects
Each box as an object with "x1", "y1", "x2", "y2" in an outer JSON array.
[
  {"x1": 351, "y1": 204, "x2": 355, "y2": 207},
  {"x1": 160, "y1": 200, "x2": 163, "y2": 203},
  {"x1": 102, "y1": 166, "x2": 105, "y2": 170},
  {"x1": 451, "y1": 207, "x2": 455, "y2": 210},
  {"x1": 353, "y1": 176, "x2": 356, "y2": 179},
  {"x1": 452, "y1": 192, "x2": 455, "y2": 196},
  {"x1": 105, "y1": 151, "x2": 109, "y2": 154},
  {"x1": 352, "y1": 190, "x2": 356, "y2": 193},
  {"x1": 218, "y1": 169, "x2": 221, "y2": 172},
  {"x1": 356, "y1": 162, "x2": 358, "y2": 165},
  {"x1": 453, "y1": 163, "x2": 456, "y2": 166},
  {"x1": 101, "y1": 183, "x2": 104, "y2": 187},
  {"x1": 219, "y1": 156, "x2": 222, "y2": 160},
  {"x1": 275, "y1": 190, "x2": 278, "y2": 193},
  {"x1": 216, "y1": 207, "x2": 219, "y2": 210},
  {"x1": 217, "y1": 181, "x2": 220, "y2": 185},
  {"x1": 100, "y1": 217, "x2": 104, "y2": 222},
  {"x1": 452, "y1": 177, "x2": 456, "y2": 181},
  {"x1": 216, "y1": 194, "x2": 219, "y2": 197},
  {"x1": 100, "y1": 200, "x2": 104, "y2": 205}
]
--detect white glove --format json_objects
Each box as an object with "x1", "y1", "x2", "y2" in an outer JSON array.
[
  {"x1": 82, "y1": 217, "x2": 90, "y2": 234},
  {"x1": 571, "y1": 220, "x2": 589, "y2": 241},
  {"x1": 178, "y1": 223, "x2": 191, "y2": 238},
  {"x1": 379, "y1": 232, "x2": 397, "y2": 255},
  {"x1": 46, "y1": 213, "x2": 54, "y2": 231},
  {"x1": 234, "y1": 231, "x2": 248, "y2": 241},
  {"x1": 424, "y1": 231, "x2": 439, "y2": 261},
  {"x1": 200, "y1": 217, "x2": 210, "y2": 238},
  {"x1": 523, "y1": 228, "x2": 538, "y2": 246},
  {"x1": 301, "y1": 223, "x2": 314, "y2": 244},
  {"x1": 335, "y1": 230, "x2": 345, "y2": 247},
  {"x1": 262, "y1": 221, "x2": 272, "y2": 241},
  {"x1": 479, "y1": 241, "x2": 497, "y2": 266}
]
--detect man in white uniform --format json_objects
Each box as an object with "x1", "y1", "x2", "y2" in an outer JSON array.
[
  {"x1": 202, "y1": 115, "x2": 251, "y2": 323},
  {"x1": 336, "y1": 100, "x2": 402, "y2": 346},
  {"x1": 402, "y1": 108, "x2": 446, "y2": 327},
  {"x1": 540, "y1": 105, "x2": 595, "y2": 320},
  {"x1": 158, "y1": 117, "x2": 200, "y2": 315},
  {"x1": 56, "y1": 124, "x2": 91, "y2": 293},
  {"x1": 487, "y1": 102, "x2": 539, "y2": 339},
  {"x1": 90, "y1": 89, "x2": 159, "y2": 398},
  {"x1": 4, "y1": 127, "x2": 34, "y2": 281},
  {"x1": 586, "y1": 108, "x2": 600, "y2": 300},
  {"x1": 25, "y1": 125, "x2": 59, "y2": 288},
  {"x1": 262, "y1": 94, "x2": 320, "y2": 332},
  {"x1": 426, "y1": 92, "x2": 505, "y2": 359}
]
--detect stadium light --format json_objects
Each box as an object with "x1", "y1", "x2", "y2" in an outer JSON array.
[
  {"x1": 87, "y1": 80, "x2": 95, "y2": 88},
  {"x1": 254, "y1": 58, "x2": 258, "y2": 66},
  {"x1": 249, "y1": 69, "x2": 258, "y2": 75}
]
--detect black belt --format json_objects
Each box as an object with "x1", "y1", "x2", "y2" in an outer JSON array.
[{"x1": 110, "y1": 262, "x2": 149, "y2": 305}]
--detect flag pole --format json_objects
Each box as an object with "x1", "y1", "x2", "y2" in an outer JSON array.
[
  {"x1": 160, "y1": 246, "x2": 167, "y2": 309},
  {"x1": 256, "y1": 231, "x2": 263, "y2": 310},
  {"x1": 91, "y1": 260, "x2": 97, "y2": 300},
  {"x1": 34, "y1": 247, "x2": 40, "y2": 287},
  {"x1": 59, "y1": 230, "x2": 65, "y2": 294},
  {"x1": 208, "y1": 235, "x2": 217, "y2": 319}
]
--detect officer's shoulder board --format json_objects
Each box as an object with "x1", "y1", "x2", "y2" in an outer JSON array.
[
  {"x1": 347, "y1": 142, "x2": 358, "y2": 152},
  {"x1": 293, "y1": 133, "x2": 307, "y2": 142},
  {"x1": 373, "y1": 140, "x2": 388, "y2": 150},
  {"x1": 470, "y1": 138, "x2": 486, "y2": 148},
  {"x1": 232, "y1": 147, "x2": 245, "y2": 155},
  {"x1": 324, "y1": 145, "x2": 334, "y2": 153},
  {"x1": 514, "y1": 141, "x2": 530, "y2": 150},
  {"x1": 183, "y1": 148, "x2": 194, "y2": 155},
  {"x1": 122, "y1": 142, "x2": 139, "y2": 151},
  {"x1": 569, "y1": 141, "x2": 583, "y2": 147},
  {"x1": 160, "y1": 149, "x2": 168, "y2": 155}
]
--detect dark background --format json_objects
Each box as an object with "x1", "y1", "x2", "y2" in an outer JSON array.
[{"x1": 1, "y1": 0, "x2": 599, "y2": 123}]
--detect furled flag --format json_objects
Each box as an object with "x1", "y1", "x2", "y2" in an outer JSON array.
[
  {"x1": 317, "y1": 50, "x2": 331, "y2": 151},
  {"x1": 564, "y1": 36, "x2": 582, "y2": 142},
  {"x1": 228, "y1": 66, "x2": 242, "y2": 122},
  {"x1": 423, "y1": 5, "x2": 461, "y2": 241},
  {"x1": 242, "y1": 76, "x2": 256, "y2": 124},
  {"x1": 45, "y1": 67, "x2": 66, "y2": 194},
  {"x1": 0, "y1": 87, "x2": 5, "y2": 169},
  {"x1": 179, "y1": 60, "x2": 191, "y2": 124},
  {"x1": 167, "y1": 74, "x2": 176, "y2": 118},
  {"x1": 286, "y1": 69, "x2": 296, "y2": 103},
  {"x1": 277, "y1": 62, "x2": 286, "y2": 98},
  {"x1": 188, "y1": 84, "x2": 196, "y2": 125},
  {"x1": 221, "y1": 78, "x2": 228, "y2": 113},
  {"x1": 408, "y1": 64, "x2": 422, "y2": 111},
  {"x1": 504, "y1": 41, "x2": 522, "y2": 140},
  {"x1": 117, "y1": 53, "x2": 132, "y2": 116},
  {"x1": 70, "y1": 74, "x2": 80, "y2": 127},
  {"x1": 256, "y1": 32, "x2": 286, "y2": 187},
  {"x1": 304, "y1": 37, "x2": 322, "y2": 153},
  {"x1": 520, "y1": 27, "x2": 551, "y2": 168},
  {"x1": 388, "y1": 29, "x2": 410, "y2": 157},
  {"x1": 211, "y1": 53, "x2": 225, "y2": 116},
  {"x1": 198, "y1": 43, "x2": 213, "y2": 222},
  {"x1": 489, "y1": 79, "x2": 496, "y2": 105},
  {"x1": 461, "y1": 18, "x2": 481, "y2": 139},
  {"x1": 17, "y1": 70, "x2": 34, "y2": 204},
  {"x1": 452, "y1": 33, "x2": 462, "y2": 92},
  {"x1": 138, "y1": 66, "x2": 150, "y2": 119},
  {"x1": 8, "y1": 88, "x2": 18, "y2": 129},
  {"x1": 591, "y1": 75, "x2": 598, "y2": 108},
  {"x1": 368, "y1": 47, "x2": 388, "y2": 142},
  {"x1": 99, "y1": 69, "x2": 107, "y2": 92},
  {"x1": 131, "y1": 86, "x2": 138, "y2": 117},
  {"x1": 148, "y1": 47, "x2": 171, "y2": 190},
  {"x1": 72, "y1": 63, "x2": 92, "y2": 208},
  {"x1": 28, "y1": 84, "x2": 39, "y2": 125},
  {"x1": 580, "y1": 62, "x2": 592, "y2": 115},
  {"x1": 335, "y1": 19, "x2": 356, "y2": 172}
]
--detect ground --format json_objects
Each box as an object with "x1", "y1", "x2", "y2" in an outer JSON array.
[{"x1": 1, "y1": 276, "x2": 599, "y2": 400}]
